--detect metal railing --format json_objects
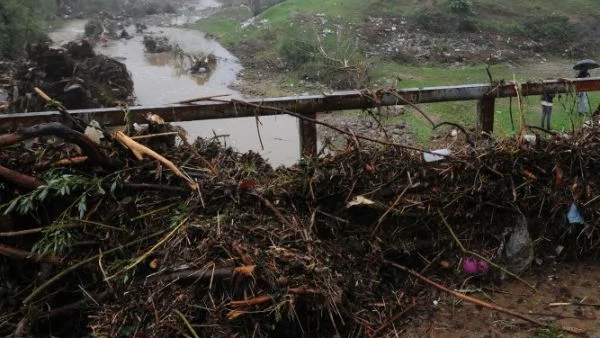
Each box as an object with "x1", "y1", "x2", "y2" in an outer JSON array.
[{"x1": 2, "y1": 77, "x2": 600, "y2": 155}]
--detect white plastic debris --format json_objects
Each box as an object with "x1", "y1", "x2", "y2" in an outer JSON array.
[
  {"x1": 84, "y1": 120, "x2": 104, "y2": 144},
  {"x1": 423, "y1": 149, "x2": 451, "y2": 163},
  {"x1": 346, "y1": 196, "x2": 376, "y2": 208},
  {"x1": 522, "y1": 134, "x2": 536, "y2": 145}
]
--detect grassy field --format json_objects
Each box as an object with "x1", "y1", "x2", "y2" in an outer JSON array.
[
  {"x1": 370, "y1": 59, "x2": 600, "y2": 143},
  {"x1": 192, "y1": 0, "x2": 600, "y2": 144}
]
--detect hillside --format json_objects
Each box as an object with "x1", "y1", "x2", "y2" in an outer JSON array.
[
  {"x1": 194, "y1": 0, "x2": 600, "y2": 142},
  {"x1": 197, "y1": 0, "x2": 600, "y2": 68}
]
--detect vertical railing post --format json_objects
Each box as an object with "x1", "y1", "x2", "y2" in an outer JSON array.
[
  {"x1": 477, "y1": 95, "x2": 495, "y2": 134},
  {"x1": 298, "y1": 112, "x2": 317, "y2": 158}
]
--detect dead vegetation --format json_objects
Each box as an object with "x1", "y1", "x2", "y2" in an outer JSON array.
[
  {"x1": 1, "y1": 94, "x2": 600, "y2": 337},
  {"x1": 5, "y1": 41, "x2": 134, "y2": 113}
]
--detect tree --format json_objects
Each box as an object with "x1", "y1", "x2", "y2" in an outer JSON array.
[
  {"x1": 0, "y1": 0, "x2": 56, "y2": 59},
  {"x1": 248, "y1": 0, "x2": 262, "y2": 16}
]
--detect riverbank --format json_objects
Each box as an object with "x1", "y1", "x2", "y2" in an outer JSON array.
[
  {"x1": 2, "y1": 110, "x2": 600, "y2": 337},
  {"x1": 191, "y1": 0, "x2": 600, "y2": 146}
]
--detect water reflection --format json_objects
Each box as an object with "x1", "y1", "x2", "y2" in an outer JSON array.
[
  {"x1": 144, "y1": 52, "x2": 211, "y2": 86},
  {"x1": 145, "y1": 53, "x2": 171, "y2": 67},
  {"x1": 49, "y1": 16, "x2": 301, "y2": 167}
]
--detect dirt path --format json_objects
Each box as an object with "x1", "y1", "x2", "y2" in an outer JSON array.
[{"x1": 402, "y1": 261, "x2": 600, "y2": 337}]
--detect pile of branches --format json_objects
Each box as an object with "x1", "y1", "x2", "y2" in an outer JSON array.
[
  {"x1": 1, "y1": 103, "x2": 600, "y2": 337},
  {"x1": 7, "y1": 41, "x2": 134, "y2": 113},
  {"x1": 143, "y1": 35, "x2": 173, "y2": 53}
]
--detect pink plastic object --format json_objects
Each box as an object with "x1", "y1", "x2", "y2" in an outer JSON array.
[
  {"x1": 461, "y1": 257, "x2": 490, "y2": 275},
  {"x1": 476, "y1": 259, "x2": 489, "y2": 274},
  {"x1": 461, "y1": 257, "x2": 479, "y2": 274}
]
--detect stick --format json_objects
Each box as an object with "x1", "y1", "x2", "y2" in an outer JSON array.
[
  {"x1": 230, "y1": 295, "x2": 273, "y2": 307},
  {"x1": 437, "y1": 209, "x2": 536, "y2": 290},
  {"x1": 173, "y1": 94, "x2": 231, "y2": 104},
  {"x1": 23, "y1": 230, "x2": 165, "y2": 305},
  {"x1": 38, "y1": 290, "x2": 109, "y2": 319},
  {"x1": 251, "y1": 192, "x2": 292, "y2": 227},
  {"x1": 369, "y1": 298, "x2": 416, "y2": 338},
  {"x1": 55, "y1": 156, "x2": 89, "y2": 166},
  {"x1": 384, "y1": 260, "x2": 585, "y2": 335},
  {"x1": 34, "y1": 87, "x2": 86, "y2": 131},
  {"x1": 148, "y1": 265, "x2": 256, "y2": 283},
  {"x1": 230, "y1": 99, "x2": 443, "y2": 156},
  {"x1": 114, "y1": 131, "x2": 198, "y2": 190},
  {"x1": 0, "y1": 227, "x2": 44, "y2": 237},
  {"x1": 0, "y1": 122, "x2": 114, "y2": 168},
  {"x1": 130, "y1": 132, "x2": 179, "y2": 140},
  {"x1": 0, "y1": 164, "x2": 43, "y2": 189},
  {"x1": 0, "y1": 244, "x2": 63, "y2": 265},
  {"x1": 548, "y1": 302, "x2": 600, "y2": 308}
]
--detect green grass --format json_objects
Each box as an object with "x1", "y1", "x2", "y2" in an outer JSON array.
[
  {"x1": 371, "y1": 59, "x2": 600, "y2": 142},
  {"x1": 192, "y1": 0, "x2": 600, "y2": 143}
]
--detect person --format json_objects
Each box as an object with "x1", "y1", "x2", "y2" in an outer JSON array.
[
  {"x1": 576, "y1": 69, "x2": 591, "y2": 115},
  {"x1": 540, "y1": 92, "x2": 555, "y2": 130}
]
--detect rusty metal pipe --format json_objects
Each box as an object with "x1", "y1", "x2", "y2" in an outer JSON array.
[{"x1": 1, "y1": 77, "x2": 600, "y2": 132}]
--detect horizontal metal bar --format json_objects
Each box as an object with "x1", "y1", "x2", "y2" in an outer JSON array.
[{"x1": 1, "y1": 77, "x2": 600, "y2": 132}]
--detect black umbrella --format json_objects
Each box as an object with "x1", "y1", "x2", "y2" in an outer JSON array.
[{"x1": 573, "y1": 59, "x2": 600, "y2": 71}]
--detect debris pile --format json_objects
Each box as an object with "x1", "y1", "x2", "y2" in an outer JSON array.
[
  {"x1": 1, "y1": 105, "x2": 600, "y2": 337},
  {"x1": 189, "y1": 53, "x2": 217, "y2": 73},
  {"x1": 143, "y1": 35, "x2": 174, "y2": 53},
  {"x1": 6, "y1": 42, "x2": 134, "y2": 112}
]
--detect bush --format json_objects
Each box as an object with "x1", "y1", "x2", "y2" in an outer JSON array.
[
  {"x1": 278, "y1": 31, "x2": 371, "y2": 89},
  {"x1": 278, "y1": 38, "x2": 317, "y2": 67},
  {"x1": 447, "y1": 0, "x2": 474, "y2": 15},
  {"x1": 411, "y1": 5, "x2": 479, "y2": 33},
  {"x1": 518, "y1": 15, "x2": 580, "y2": 44},
  {"x1": 0, "y1": 0, "x2": 52, "y2": 59}
]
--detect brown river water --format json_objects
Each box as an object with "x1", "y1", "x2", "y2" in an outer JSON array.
[{"x1": 48, "y1": 2, "x2": 299, "y2": 167}]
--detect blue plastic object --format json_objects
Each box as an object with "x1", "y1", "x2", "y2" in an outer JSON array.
[{"x1": 567, "y1": 203, "x2": 584, "y2": 224}]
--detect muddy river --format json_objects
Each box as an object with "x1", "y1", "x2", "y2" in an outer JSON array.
[{"x1": 49, "y1": 3, "x2": 299, "y2": 167}]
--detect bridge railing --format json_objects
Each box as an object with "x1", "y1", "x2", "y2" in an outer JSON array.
[{"x1": 2, "y1": 77, "x2": 600, "y2": 156}]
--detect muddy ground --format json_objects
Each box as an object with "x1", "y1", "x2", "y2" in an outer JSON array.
[{"x1": 403, "y1": 262, "x2": 600, "y2": 337}]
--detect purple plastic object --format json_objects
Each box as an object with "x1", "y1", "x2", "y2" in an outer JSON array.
[
  {"x1": 476, "y1": 259, "x2": 489, "y2": 274},
  {"x1": 461, "y1": 257, "x2": 489, "y2": 275},
  {"x1": 461, "y1": 257, "x2": 479, "y2": 274}
]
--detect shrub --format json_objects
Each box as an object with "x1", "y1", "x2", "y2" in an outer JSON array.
[
  {"x1": 447, "y1": 0, "x2": 474, "y2": 15},
  {"x1": 278, "y1": 31, "x2": 371, "y2": 89},
  {"x1": 518, "y1": 15, "x2": 580, "y2": 44},
  {"x1": 411, "y1": 5, "x2": 479, "y2": 33},
  {"x1": 0, "y1": 0, "x2": 51, "y2": 59}
]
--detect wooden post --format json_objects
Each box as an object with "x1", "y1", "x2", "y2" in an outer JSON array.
[
  {"x1": 477, "y1": 95, "x2": 495, "y2": 134},
  {"x1": 299, "y1": 113, "x2": 317, "y2": 158}
]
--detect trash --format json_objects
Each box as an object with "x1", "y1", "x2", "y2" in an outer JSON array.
[
  {"x1": 504, "y1": 214, "x2": 534, "y2": 275},
  {"x1": 522, "y1": 134, "x2": 536, "y2": 145},
  {"x1": 461, "y1": 257, "x2": 489, "y2": 275},
  {"x1": 567, "y1": 203, "x2": 584, "y2": 224},
  {"x1": 423, "y1": 148, "x2": 451, "y2": 162},
  {"x1": 84, "y1": 120, "x2": 104, "y2": 144},
  {"x1": 347, "y1": 195, "x2": 376, "y2": 207}
]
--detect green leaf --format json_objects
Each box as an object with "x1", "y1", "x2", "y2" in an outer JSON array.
[
  {"x1": 3, "y1": 198, "x2": 20, "y2": 215},
  {"x1": 77, "y1": 194, "x2": 88, "y2": 219},
  {"x1": 38, "y1": 187, "x2": 49, "y2": 201}
]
